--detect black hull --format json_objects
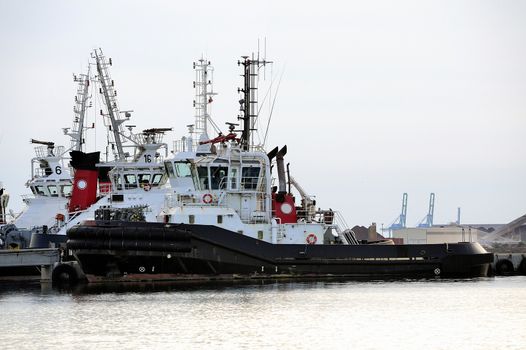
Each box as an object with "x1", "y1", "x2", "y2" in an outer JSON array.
[{"x1": 67, "y1": 221, "x2": 493, "y2": 281}]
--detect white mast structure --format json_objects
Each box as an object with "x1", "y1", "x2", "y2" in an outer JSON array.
[
  {"x1": 193, "y1": 58, "x2": 218, "y2": 147},
  {"x1": 92, "y1": 49, "x2": 131, "y2": 161},
  {"x1": 64, "y1": 68, "x2": 92, "y2": 152}
]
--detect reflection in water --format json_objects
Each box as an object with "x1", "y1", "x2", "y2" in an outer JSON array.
[{"x1": 1, "y1": 277, "x2": 525, "y2": 350}]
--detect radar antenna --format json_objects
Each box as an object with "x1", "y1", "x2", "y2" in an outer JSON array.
[
  {"x1": 225, "y1": 122, "x2": 238, "y2": 133},
  {"x1": 30, "y1": 139, "x2": 56, "y2": 156},
  {"x1": 30, "y1": 139, "x2": 55, "y2": 147}
]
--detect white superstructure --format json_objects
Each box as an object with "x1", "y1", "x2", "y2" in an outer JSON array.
[
  {"x1": 14, "y1": 141, "x2": 72, "y2": 230},
  {"x1": 156, "y1": 55, "x2": 356, "y2": 246}
]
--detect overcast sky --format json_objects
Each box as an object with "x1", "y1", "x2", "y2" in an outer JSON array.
[{"x1": 0, "y1": 0, "x2": 525, "y2": 227}]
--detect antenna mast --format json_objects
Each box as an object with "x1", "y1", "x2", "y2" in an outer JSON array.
[
  {"x1": 193, "y1": 58, "x2": 217, "y2": 144},
  {"x1": 238, "y1": 53, "x2": 271, "y2": 151},
  {"x1": 66, "y1": 67, "x2": 91, "y2": 151},
  {"x1": 92, "y1": 49, "x2": 129, "y2": 160}
]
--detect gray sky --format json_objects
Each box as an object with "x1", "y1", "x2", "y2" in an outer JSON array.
[{"x1": 1, "y1": 0, "x2": 525, "y2": 227}]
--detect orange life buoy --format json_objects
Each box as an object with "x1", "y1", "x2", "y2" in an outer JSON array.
[
  {"x1": 202, "y1": 193, "x2": 213, "y2": 204},
  {"x1": 55, "y1": 213, "x2": 65, "y2": 222},
  {"x1": 306, "y1": 233, "x2": 317, "y2": 245}
]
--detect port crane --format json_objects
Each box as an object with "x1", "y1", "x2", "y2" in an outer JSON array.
[
  {"x1": 385, "y1": 193, "x2": 408, "y2": 235},
  {"x1": 417, "y1": 193, "x2": 435, "y2": 228}
]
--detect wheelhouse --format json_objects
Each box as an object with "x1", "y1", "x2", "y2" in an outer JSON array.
[
  {"x1": 29, "y1": 183, "x2": 72, "y2": 197},
  {"x1": 164, "y1": 153, "x2": 268, "y2": 193},
  {"x1": 27, "y1": 144, "x2": 73, "y2": 198},
  {"x1": 110, "y1": 165, "x2": 166, "y2": 191}
]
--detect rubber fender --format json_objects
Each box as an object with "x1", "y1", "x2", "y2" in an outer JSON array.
[
  {"x1": 518, "y1": 258, "x2": 526, "y2": 276},
  {"x1": 52, "y1": 264, "x2": 79, "y2": 286},
  {"x1": 486, "y1": 263, "x2": 495, "y2": 277},
  {"x1": 495, "y1": 259, "x2": 514, "y2": 276}
]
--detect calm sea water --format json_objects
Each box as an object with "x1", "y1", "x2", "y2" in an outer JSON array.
[{"x1": 1, "y1": 277, "x2": 525, "y2": 350}]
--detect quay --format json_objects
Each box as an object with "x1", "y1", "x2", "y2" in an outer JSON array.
[{"x1": 0, "y1": 248, "x2": 60, "y2": 281}]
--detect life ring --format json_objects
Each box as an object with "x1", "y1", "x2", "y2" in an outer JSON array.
[
  {"x1": 143, "y1": 183, "x2": 151, "y2": 191},
  {"x1": 202, "y1": 193, "x2": 213, "y2": 204},
  {"x1": 55, "y1": 213, "x2": 65, "y2": 222},
  {"x1": 306, "y1": 233, "x2": 317, "y2": 245}
]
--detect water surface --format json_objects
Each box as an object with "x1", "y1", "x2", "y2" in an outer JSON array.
[{"x1": 1, "y1": 277, "x2": 525, "y2": 349}]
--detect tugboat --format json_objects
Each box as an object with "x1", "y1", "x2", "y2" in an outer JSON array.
[
  {"x1": 56, "y1": 57, "x2": 224, "y2": 236},
  {"x1": 67, "y1": 54, "x2": 493, "y2": 281},
  {"x1": 31, "y1": 49, "x2": 172, "y2": 240},
  {"x1": 0, "y1": 48, "x2": 153, "y2": 250},
  {"x1": 0, "y1": 66, "x2": 93, "y2": 250},
  {"x1": 0, "y1": 50, "x2": 176, "y2": 280}
]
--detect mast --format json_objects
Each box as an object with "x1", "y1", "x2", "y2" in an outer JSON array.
[
  {"x1": 193, "y1": 58, "x2": 217, "y2": 144},
  {"x1": 65, "y1": 67, "x2": 91, "y2": 151},
  {"x1": 238, "y1": 54, "x2": 271, "y2": 151},
  {"x1": 92, "y1": 49, "x2": 129, "y2": 160}
]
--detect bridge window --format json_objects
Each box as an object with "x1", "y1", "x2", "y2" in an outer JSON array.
[
  {"x1": 152, "y1": 174, "x2": 163, "y2": 185},
  {"x1": 230, "y1": 168, "x2": 238, "y2": 190},
  {"x1": 197, "y1": 166, "x2": 209, "y2": 190},
  {"x1": 61, "y1": 184, "x2": 72, "y2": 197},
  {"x1": 164, "y1": 162, "x2": 175, "y2": 178},
  {"x1": 174, "y1": 162, "x2": 192, "y2": 178},
  {"x1": 241, "y1": 167, "x2": 260, "y2": 190},
  {"x1": 48, "y1": 185, "x2": 59, "y2": 197},
  {"x1": 124, "y1": 174, "x2": 137, "y2": 189},
  {"x1": 138, "y1": 173, "x2": 151, "y2": 185},
  {"x1": 113, "y1": 174, "x2": 123, "y2": 190},
  {"x1": 210, "y1": 166, "x2": 228, "y2": 190},
  {"x1": 34, "y1": 185, "x2": 46, "y2": 196}
]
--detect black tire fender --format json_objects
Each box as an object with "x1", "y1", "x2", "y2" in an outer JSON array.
[
  {"x1": 52, "y1": 264, "x2": 78, "y2": 285},
  {"x1": 495, "y1": 259, "x2": 514, "y2": 276},
  {"x1": 518, "y1": 258, "x2": 526, "y2": 276}
]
